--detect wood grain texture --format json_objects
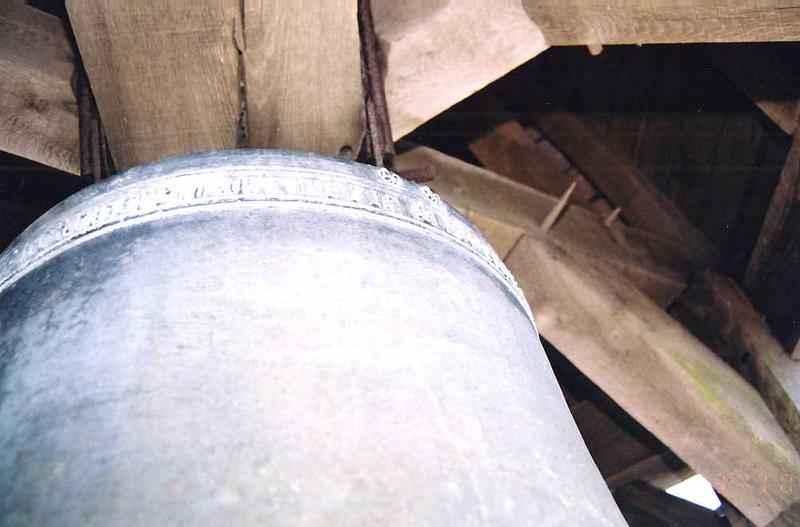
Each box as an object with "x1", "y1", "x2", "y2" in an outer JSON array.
[
  {"x1": 0, "y1": 4, "x2": 78, "y2": 174},
  {"x1": 505, "y1": 234, "x2": 800, "y2": 526},
  {"x1": 66, "y1": 0, "x2": 241, "y2": 169},
  {"x1": 373, "y1": 0, "x2": 548, "y2": 139},
  {"x1": 523, "y1": 2, "x2": 800, "y2": 45},
  {"x1": 672, "y1": 271, "x2": 800, "y2": 452},
  {"x1": 395, "y1": 146, "x2": 688, "y2": 306},
  {"x1": 533, "y1": 111, "x2": 718, "y2": 268},
  {"x1": 469, "y1": 121, "x2": 599, "y2": 205},
  {"x1": 244, "y1": 0, "x2": 363, "y2": 155}
]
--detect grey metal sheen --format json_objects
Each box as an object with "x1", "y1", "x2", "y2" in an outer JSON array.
[{"x1": 0, "y1": 150, "x2": 625, "y2": 526}]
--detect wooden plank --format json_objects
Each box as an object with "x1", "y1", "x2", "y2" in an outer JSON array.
[
  {"x1": 469, "y1": 120, "x2": 600, "y2": 205},
  {"x1": 0, "y1": 3, "x2": 78, "y2": 174},
  {"x1": 66, "y1": 0, "x2": 241, "y2": 169},
  {"x1": 523, "y1": 2, "x2": 800, "y2": 46},
  {"x1": 746, "y1": 130, "x2": 800, "y2": 284},
  {"x1": 505, "y1": 234, "x2": 800, "y2": 526},
  {"x1": 745, "y1": 130, "x2": 800, "y2": 351},
  {"x1": 672, "y1": 271, "x2": 800, "y2": 452},
  {"x1": 244, "y1": 0, "x2": 363, "y2": 156},
  {"x1": 372, "y1": 0, "x2": 548, "y2": 139},
  {"x1": 532, "y1": 111, "x2": 718, "y2": 268},
  {"x1": 709, "y1": 44, "x2": 800, "y2": 136},
  {"x1": 395, "y1": 146, "x2": 688, "y2": 306}
]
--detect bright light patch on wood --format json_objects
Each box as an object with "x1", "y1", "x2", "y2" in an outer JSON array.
[{"x1": 666, "y1": 474, "x2": 722, "y2": 511}]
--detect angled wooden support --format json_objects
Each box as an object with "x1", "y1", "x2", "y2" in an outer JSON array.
[
  {"x1": 395, "y1": 146, "x2": 688, "y2": 307},
  {"x1": 523, "y1": 2, "x2": 800, "y2": 46},
  {"x1": 373, "y1": 0, "x2": 548, "y2": 139},
  {"x1": 745, "y1": 130, "x2": 800, "y2": 354},
  {"x1": 505, "y1": 234, "x2": 800, "y2": 526},
  {"x1": 0, "y1": 3, "x2": 79, "y2": 174},
  {"x1": 672, "y1": 271, "x2": 800, "y2": 452},
  {"x1": 532, "y1": 111, "x2": 718, "y2": 269}
]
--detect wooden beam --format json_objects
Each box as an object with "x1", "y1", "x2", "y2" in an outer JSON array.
[
  {"x1": 709, "y1": 45, "x2": 800, "y2": 136},
  {"x1": 244, "y1": 0, "x2": 363, "y2": 155},
  {"x1": 373, "y1": 0, "x2": 548, "y2": 139},
  {"x1": 0, "y1": 3, "x2": 78, "y2": 174},
  {"x1": 505, "y1": 234, "x2": 800, "y2": 526},
  {"x1": 469, "y1": 121, "x2": 601, "y2": 206},
  {"x1": 672, "y1": 271, "x2": 800, "y2": 452},
  {"x1": 523, "y1": 2, "x2": 800, "y2": 46},
  {"x1": 745, "y1": 130, "x2": 800, "y2": 352},
  {"x1": 395, "y1": 146, "x2": 688, "y2": 306},
  {"x1": 66, "y1": 0, "x2": 242, "y2": 169},
  {"x1": 532, "y1": 111, "x2": 718, "y2": 268}
]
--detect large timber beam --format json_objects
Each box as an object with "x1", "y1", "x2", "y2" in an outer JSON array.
[
  {"x1": 469, "y1": 120, "x2": 602, "y2": 208},
  {"x1": 672, "y1": 271, "x2": 800, "y2": 452},
  {"x1": 19, "y1": 3, "x2": 800, "y2": 171},
  {"x1": 243, "y1": 0, "x2": 363, "y2": 156},
  {"x1": 64, "y1": 1, "x2": 548, "y2": 168},
  {"x1": 524, "y1": 2, "x2": 800, "y2": 46},
  {"x1": 745, "y1": 130, "x2": 800, "y2": 355},
  {"x1": 66, "y1": 0, "x2": 242, "y2": 170},
  {"x1": 0, "y1": 3, "x2": 78, "y2": 174},
  {"x1": 395, "y1": 146, "x2": 689, "y2": 306},
  {"x1": 505, "y1": 234, "x2": 800, "y2": 526}
]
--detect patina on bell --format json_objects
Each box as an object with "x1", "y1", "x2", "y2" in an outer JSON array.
[{"x1": 0, "y1": 150, "x2": 625, "y2": 525}]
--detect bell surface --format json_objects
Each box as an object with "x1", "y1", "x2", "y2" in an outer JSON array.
[{"x1": 0, "y1": 150, "x2": 625, "y2": 525}]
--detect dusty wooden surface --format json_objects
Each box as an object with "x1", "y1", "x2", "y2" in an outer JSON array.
[
  {"x1": 244, "y1": 0, "x2": 363, "y2": 156},
  {"x1": 395, "y1": 146, "x2": 689, "y2": 307},
  {"x1": 469, "y1": 120, "x2": 600, "y2": 206},
  {"x1": 373, "y1": 0, "x2": 548, "y2": 139},
  {"x1": 672, "y1": 271, "x2": 800, "y2": 452},
  {"x1": 505, "y1": 234, "x2": 800, "y2": 526},
  {"x1": 524, "y1": 2, "x2": 800, "y2": 46},
  {"x1": 66, "y1": 0, "x2": 241, "y2": 169},
  {"x1": 0, "y1": 3, "x2": 78, "y2": 174}
]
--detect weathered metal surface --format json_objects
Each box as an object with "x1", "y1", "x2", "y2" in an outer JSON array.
[{"x1": 0, "y1": 150, "x2": 624, "y2": 525}]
